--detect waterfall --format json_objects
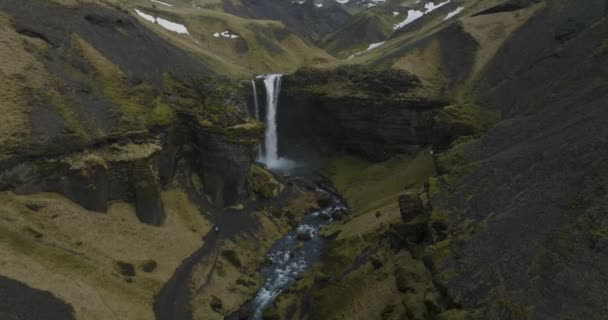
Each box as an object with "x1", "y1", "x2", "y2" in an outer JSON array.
[
  {"x1": 262, "y1": 74, "x2": 282, "y2": 167},
  {"x1": 251, "y1": 80, "x2": 262, "y2": 160},
  {"x1": 253, "y1": 74, "x2": 296, "y2": 171}
]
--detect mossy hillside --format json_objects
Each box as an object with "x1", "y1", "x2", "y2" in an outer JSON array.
[
  {"x1": 0, "y1": 12, "x2": 52, "y2": 161},
  {"x1": 63, "y1": 32, "x2": 262, "y2": 148},
  {"x1": 435, "y1": 136, "x2": 479, "y2": 174},
  {"x1": 0, "y1": 189, "x2": 210, "y2": 320},
  {"x1": 162, "y1": 72, "x2": 264, "y2": 145},
  {"x1": 335, "y1": 0, "x2": 540, "y2": 100},
  {"x1": 285, "y1": 65, "x2": 420, "y2": 100},
  {"x1": 128, "y1": 3, "x2": 335, "y2": 78},
  {"x1": 269, "y1": 150, "x2": 437, "y2": 319},
  {"x1": 247, "y1": 164, "x2": 283, "y2": 199},
  {"x1": 434, "y1": 103, "x2": 499, "y2": 145},
  {"x1": 189, "y1": 187, "x2": 320, "y2": 318},
  {"x1": 70, "y1": 34, "x2": 177, "y2": 133},
  {"x1": 321, "y1": 149, "x2": 435, "y2": 217},
  {"x1": 456, "y1": 2, "x2": 544, "y2": 101},
  {"x1": 320, "y1": 9, "x2": 395, "y2": 59}
]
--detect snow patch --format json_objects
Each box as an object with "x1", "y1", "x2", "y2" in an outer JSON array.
[
  {"x1": 150, "y1": 0, "x2": 173, "y2": 7},
  {"x1": 393, "y1": 0, "x2": 451, "y2": 30},
  {"x1": 213, "y1": 30, "x2": 239, "y2": 39},
  {"x1": 156, "y1": 17, "x2": 189, "y2": 34},
  {"x1": 444, "y1": 6, "x2": 464, "y2": 20},
  {"x1": 348, "y1": 41, "x2": 386, "y2": 59},
  {"x1": 134, "y1": 9, "x2": 155, "y2": 23},
  {"x1": 134, "y1": 9, "x2": 189, "y2": 34}
]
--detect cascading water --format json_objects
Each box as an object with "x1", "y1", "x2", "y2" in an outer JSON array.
[
  {"x1": 256, "y1": 74, "x2": 296, "y2": 171},
  {"x1": 251, "y1": 79, "x2": 262, "y2": 160},
  {"x1": 263, "y1": 74, "x2": 281, "y2": 167},
  {"x1": 244, "y1": 186, "x2": 347, "y2": 320},
  {"x1": 251, "y1": 79, "x2": 260, "y2": 121}
]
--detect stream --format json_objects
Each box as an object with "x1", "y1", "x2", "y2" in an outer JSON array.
[{"x1": 243, "y1": 184, "x2": 346, "y2": 319}]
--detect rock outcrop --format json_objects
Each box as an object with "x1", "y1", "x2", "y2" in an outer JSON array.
[
  {"x1": 0, "y1": 0, "x2": 263, "y2": 223},
  {"x1": 252, "y1": 66, "x2": 444, "y2": 163}
]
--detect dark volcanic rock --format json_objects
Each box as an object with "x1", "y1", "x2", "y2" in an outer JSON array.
[
  {"x1": 116, "y1": 261, "x2": 136, "y2": 277},
  {"x1": 0, "y1": 276, "x2": 76, "y2": 320},
  {"x1": 398, "y1": 192, "x2": 425, "y2": 223},
  {"x1": 472, "y1": 0, "x2": 541, "y2": 16},
  {"x1": 193, "y1": 129, "x2": 254, "y2": 208},
  {"x1": 426, "y1": 1, "x2": 608, "y2": 318},
  {"x1": 210, "y1": 295, "x2": 223, "y2": 313},
  {"x1": 274, "y1": 66, "x2": 443, "y2": 162},
  {"x1": 132, "y1": 160, "x2": 165, "y2": 226},
  {"x1": 140, "y1": 260, "x2": 158, "y2": 273}
]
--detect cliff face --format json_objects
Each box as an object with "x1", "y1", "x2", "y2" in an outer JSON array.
[
  {"x1": 0, "y1": 0, "x2": 264, "y2": 223},
  {"x1": 426, "y1": 1, "x2": 608, "y2": 318},
  {"x1": 0, "y1": 1, "x2": 269, "y2": 318},
  {"x1": 251, "y1": 1, "x2": 608, "y2": 320},
  {"x1": 256, "y1": 66, "x2": 444, "y2": 163}
]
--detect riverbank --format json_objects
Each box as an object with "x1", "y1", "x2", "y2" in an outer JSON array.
[{"x1": 154, "y1": 173, "x2": 325, "y2": 320}]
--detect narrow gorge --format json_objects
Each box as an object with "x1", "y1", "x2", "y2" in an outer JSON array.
[{"x1": 1, "y1": 0, "x2": 607, "y2": 320}]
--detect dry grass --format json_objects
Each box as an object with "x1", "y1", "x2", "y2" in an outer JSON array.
[
  {"x1": 456, "y1": 2, "x2": 544, "y2": 100},
  {"x1": 0, "y1": 13, "x2": 46, "y2": 159},
  {"x1": 0, "y1": 189, "x2": 210, "y2": 320}
]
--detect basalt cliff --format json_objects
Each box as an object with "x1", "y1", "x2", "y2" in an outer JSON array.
[{"x1": 1, "y1": 0, "x2": 607, "y2": 320}]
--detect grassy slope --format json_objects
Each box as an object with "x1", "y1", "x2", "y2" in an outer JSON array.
[
  {"x1": 0, "y1": 12, "x2": 37, "y2": 162},
  {"x1": 336, "y1": 0, "x2": 541, "y2": 100},
  {"x1": 321, "y1": 150, "x2": 435, "y2": 218},
  {"x1": 124, "y1": 0, "x2": 336, "y2": 77},
  {"x1": 320, "y1": 10, "x2": 396, "y2": 59},
  {"x1": 0, "y1": 190, "x2": 210, "y2": 320}
]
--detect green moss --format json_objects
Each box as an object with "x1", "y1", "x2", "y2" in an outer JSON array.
[
  {"x1": 191, "y1": 173, "x2": 204, "y2": 194},
  {"x1": 312, "y1": 272, "x2": 365, "y2": 319},
  {"x1": 287, "y1": 66, "x2": 418, "y2": 100},
  {"x1": 496, "y1": 299, "x2": 532, "y2": 320},
  {"x1": 46, "y1": 89, "x2": 90, "y2": 141},
  {"x1": 247, "y1": 165, "x2": 281, "y2": 199},
  {"x1": 436, "y1": 136, "x2": 478, "y2": 174},
  {"x1": 221, "y1": 250, "x2": 242, "y2": 268},
  {"x1": 71, "y1": 34, "x2": 146, "y2": 130},
  {"x1": 438, "y1": 309, "x2": 473, "y2": 320},
  {"x1": 146, "y1": 98, "x2": 176, "y2": 128},
  {"x1": 223, "y1": 120, "x2": 265, "y2": 145},
  {"x1": 321, "y1": 150, "x2": 435, "y2": 217},
  {"x1": 434, "y1": 104, "x2": 499, "y2": 142},
  {"x1": 162, "y1": 73, "x2": 199, "y2": 110},
  {"x1": 71, "y1": 34, "x2": 179, "y2": 132},
  {"x1": 425, "y1": 240, "x2": 454, "y2": 271}
]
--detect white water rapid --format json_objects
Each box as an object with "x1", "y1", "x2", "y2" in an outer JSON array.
[{"x1": 244, "y1": 186, "x2": 347, "y2": 320}]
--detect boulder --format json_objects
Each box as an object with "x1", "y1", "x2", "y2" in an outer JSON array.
[
  {"x1": 210, "y1": 295, "x2": 223, "y2": 313},
  {"x1": 139, "y1": 260, "x2": 157, "y2": 273},
  {"x1": 398, "y1": 192, "x2": 425, "y2": 223},
  {"x1": 115, "y1": 261, "x2": 136, "y2": 277},
  {"x1": 297, "y1": 231, "x2": 313, "y2": 241}
]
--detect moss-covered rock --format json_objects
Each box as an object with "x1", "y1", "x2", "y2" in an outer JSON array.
[
  {"x1": 433, "y1": 104, "x2": 498, "y2": 149},
  {"x1": 398, "y1": 192, "x2": 425, "y2": 223},
  {"x1": 437, "y1": 309, "x2": 473, "y2": 320},
  {"x1": 435, "y1": 136, "x2": 479, "y2": 174},
  {"x1": 248, "y1": 165, "x2": 284, "y2": 199},
  {"x1": 221, "y1": 250, "x2": 243, "y2": 269}
]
